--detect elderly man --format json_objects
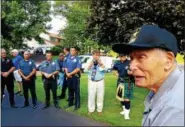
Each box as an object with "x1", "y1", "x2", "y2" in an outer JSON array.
[
  {"x1": 112, "y1": 25, "x2": 184, "y2": 126},
  {"x1": 87, "y1": 50, "x2": 105, "y2": 115},
  {"x1": 12, "y1": 49, "x2": 23, "y2": 95}
]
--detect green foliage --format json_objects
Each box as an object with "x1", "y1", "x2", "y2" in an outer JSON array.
[
  {"x1": 87, "y1": 0, "x2": 185, "y2": 51},
  {"x1": 54, "y1": 1, "x2": 101, "y2": 54},
  {"x1": 50, "y1": 45, "x2": 63, "y2": 55},
  {"x1": 1, "y1": 0, "x2": 51, "y2": 51}
]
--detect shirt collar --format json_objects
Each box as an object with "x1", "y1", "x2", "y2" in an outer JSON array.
[
  {"x1": 46, "y1": 60, "x2": 53, "y2": 63},
  {"x1": 70, "y1": 55, "x2": 77, "y2": 59},
  {"x1": 145, "y1": 66, "x2": 182, "y2": 108},
  {"x1": 24, "y1": 59, "x2": 30, "y2": 62}
]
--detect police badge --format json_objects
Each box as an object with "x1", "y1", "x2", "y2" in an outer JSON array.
[{"x1": 73, "y1": 59, "x2": 77, "y2": 63}]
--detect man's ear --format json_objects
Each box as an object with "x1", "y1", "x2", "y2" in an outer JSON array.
[{"x1": 164, "y1": 52, "x2": 175, "y2": 71}]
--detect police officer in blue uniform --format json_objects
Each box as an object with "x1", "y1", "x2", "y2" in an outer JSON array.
[
  {"x1": 1, "y1": 48, "x2": 17, "y2": 108},
  {"x1": 58, "y1": 47, "x2": 70, "y2": 99},
  {"x1": 18, "y1": 51, "x2": 37, "y2": 109},
  {"x1": 39, "y1": 51, "x2": 60, "y2": 109},
  {"x1": 64, "y1": 47, "x2": 81, "y2": 111}
]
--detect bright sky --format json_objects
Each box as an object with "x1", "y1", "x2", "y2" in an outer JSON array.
[{"x1": 46, "y1": 1, "x2": 67, "y2": 35}]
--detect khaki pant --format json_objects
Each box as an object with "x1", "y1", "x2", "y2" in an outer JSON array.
[{"x1": 88, "y1": 79, "x2": 104, "y2": 112}]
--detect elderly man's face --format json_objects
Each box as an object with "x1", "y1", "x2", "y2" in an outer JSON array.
[
  {"x1": 1, "y1": 50, "x2": 6, "y2": 58},
  {"x1": 129, "y1": 49, "x2": 167, "y2": 89},
  {"x1": 93, "y1": 53, "x2": 100, "y2": 60},
  {"x1": 12, "y1": 52, "x2": 18, "y2": 57}
]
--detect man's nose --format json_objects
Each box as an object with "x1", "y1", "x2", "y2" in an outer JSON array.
[{"x1": 129, "y1": 60, "x2": 138, "y2": 72}]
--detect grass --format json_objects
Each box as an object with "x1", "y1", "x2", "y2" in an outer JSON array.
[
  {"x1": 17, "y1": 73, "x2": 149, "y2": 126},
  {"x1": 176, "y1": 53, "x2": 184, "y2": 64}
]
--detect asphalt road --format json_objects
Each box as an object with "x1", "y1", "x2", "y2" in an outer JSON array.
[{"x1": 1, "y1": 92, "x2": 107, "y2": 126}]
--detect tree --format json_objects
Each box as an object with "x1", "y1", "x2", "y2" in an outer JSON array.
[
  {"x1": 54, "y1": 1, "x2": 102, "y2": 54},
  {"x1": 1, "y1": 0, "x2": 51, "y2": 50},
  {"x1": 87, "y1": 0, "x2": 185, "y2": 51}
]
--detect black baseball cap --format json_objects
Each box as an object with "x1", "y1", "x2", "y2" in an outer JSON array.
[{"x1": 112, "y1": 25, "x2": 178, "y2": 56}]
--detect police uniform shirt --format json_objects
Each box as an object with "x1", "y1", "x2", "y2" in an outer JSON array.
[
  {"x1": 113, "y1": 60, "x2": 130, "y2": 78},
  {"x1": 39, "y1": 60, "x2": 60, "y2": 74},
  {"x1": 66, "y1": 56, "x2": 81, "y2": 73},
  {"x1": 63, "y1": 53, "x2": 70, "y2": 68},
  {"x1": 142, "y1": 66, "x2": 184, "y2": 126},
  {"x1": 1, "y1": 57, "x2": 14, "y2": 79},
  {"x1": 18, "y1": 59, "x2": 36, "y2": 76}
]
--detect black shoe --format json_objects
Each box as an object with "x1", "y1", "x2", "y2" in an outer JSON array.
[
  {"x1": 33, "y1": 104, "x2": 38, "y2": 109},
  {"x1": 64, "y1": 105, "x2": 73, "y2": 109},
  {"x1": 57, "y1": 95, "x2": 65, "y2": 100},
  {"x1": 73, "y1": 107, "x2": 79, "y2": 111},
  {"x1": 54, "y1": 104, "x2": 60, "y2": 109},
  {"x1": 21, "y1": 104, "x2": 29, "y2": 108},
  {"x1": 42, "y1": 105, "x2": 50, "y2": 110},
  {"x1": 11, "y1": 105, "x2": 18, "y2": 108},
  {"x1": 15, "y1": 91, "x2": 21, "y2": 94}
]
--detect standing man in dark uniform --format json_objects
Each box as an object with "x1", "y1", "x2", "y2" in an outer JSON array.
[
  {"x1": 113, "y1": 54, "x2": 134, "y2": 120},
  {"x1": 64, "y1": 47, "x2": 81, "y2": 111},
  {"x1": 58, "y1": 47, "x2": 70, "y2": 100},
  {"x1": 39, "y1": 51, "x2": 60, "y2": 109},
  {"x1": 1, "y1": 48, "x2": 17, "y2": 108},
  {"x1": 18, "y1": 51, "x2": 37, "y2": 109}
]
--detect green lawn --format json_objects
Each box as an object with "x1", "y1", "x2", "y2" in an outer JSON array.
[{"x1": 25, "y1": 73, "x2": 149, "y2": 126}]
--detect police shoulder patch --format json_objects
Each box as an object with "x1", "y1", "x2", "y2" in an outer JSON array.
[{"x1": 73, "y1": 59, "x2": 77, "y2": 63}]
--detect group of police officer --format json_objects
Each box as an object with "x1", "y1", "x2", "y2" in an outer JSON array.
[
  {"x1": 1, "y1": 47, "x2": 82, "y2": 111},
  {"x1": 1, "y1": 46, "x2": 133, "y2": 118}
]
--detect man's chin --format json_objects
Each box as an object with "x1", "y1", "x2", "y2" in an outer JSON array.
[{"x1": 135, "y1": 82, "x2": 145, "y2": 88}]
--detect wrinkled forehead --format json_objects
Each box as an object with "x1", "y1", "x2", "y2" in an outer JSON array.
[
  {"x1": 1, "y1": 49, "x2": 6, "y2": 53},
  {"x1": 129, "y1": 48, "x2": 157, "y2": 57}
]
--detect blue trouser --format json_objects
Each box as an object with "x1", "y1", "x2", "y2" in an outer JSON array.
[{"x1": 67, "y1": 76, "x2": 80, "y2": 108}]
